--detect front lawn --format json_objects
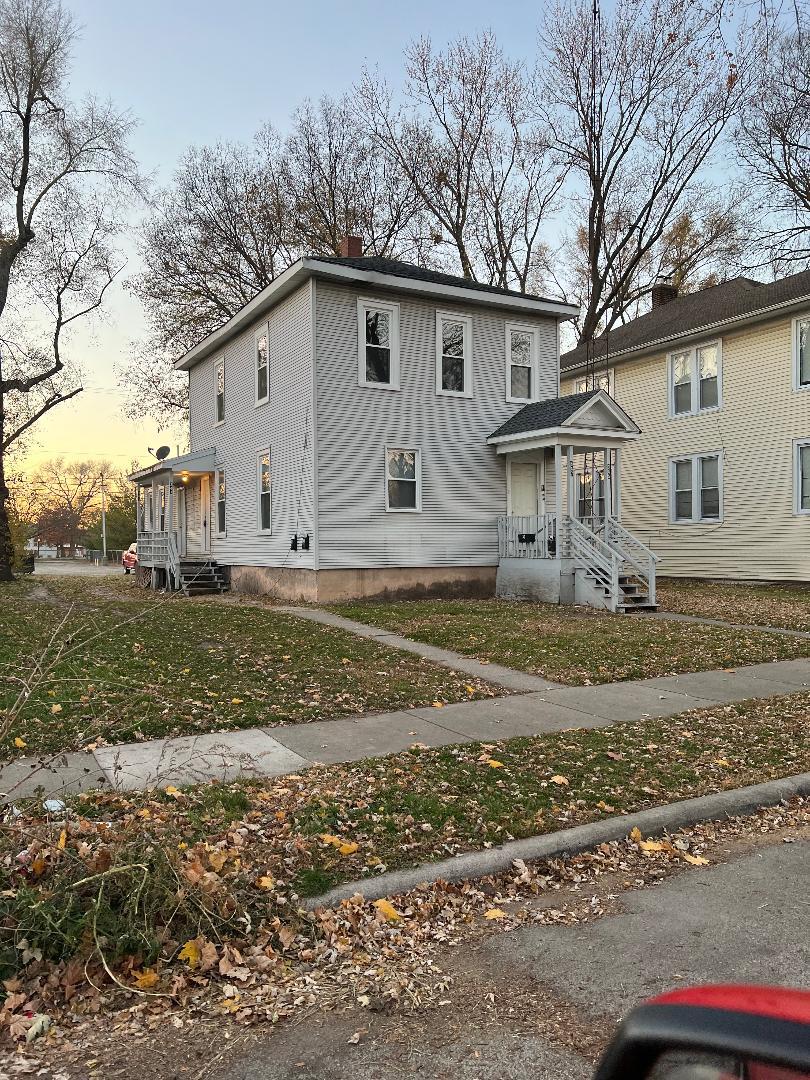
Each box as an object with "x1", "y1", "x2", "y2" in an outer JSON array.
[
  {"x1": 2, "y1": 691, "x2": 807, "y2": 1018},
  {"x1": 327, "y1": 599, "x2": 810, "y2": 684},
  {"x1": 657, "y1": 578, "x2": 810, "y2": 633},
  {"x1": 0, "y1": 578, "x2": 498, "y2": 760}
]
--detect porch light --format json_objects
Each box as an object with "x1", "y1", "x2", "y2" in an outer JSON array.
[{"x1": 181, "y1": 472, "x2": 189, "y2": 484}]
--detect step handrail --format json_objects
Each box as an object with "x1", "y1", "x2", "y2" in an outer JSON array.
[
  {"x1": 167, "y1": 530, "x2": 180, "y2": 591},
  {"x1": 603, "y1": 517, "x2": 656, "y2": 607},
  {"x1": 565, "y1": 515, "x2": 623, "y2": 611}
]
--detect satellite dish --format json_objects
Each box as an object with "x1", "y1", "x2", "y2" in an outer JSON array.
[{"x1": 155, "y1": 445, "x2": 171, "y2": 461}]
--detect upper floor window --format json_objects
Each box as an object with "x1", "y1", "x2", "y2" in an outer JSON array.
[
  {"x1": 436, "y1": 312, "x2": 472, "y2": 397},
  {"x1": 358, "y1": 299, "x2": 400, "y2": 389},
  {"x1": 575, "y1": 371, "x2": 612, "y2": 395},
  {"x1": 257, "y1": 450, "x2": 272, "y2": 532},
  {"x1": 385, "y1": 447, "x2": 421, "y2": 512},
  {"x1": 256, "y1": 327, "x2": 269, "y2": 405},
  {"x1": 793, "y1": 317, "x2": 810, "y2": 390},
  {"x1": 668, "y1": 341, "x2": 721, "y2": 416},
  {"x1": 670, "y1": 452, "x2": 722, "y2": 523},
  {"x1": 216, "y1": 469, "x2": 226, "y2": 535},
  {"x1": 214, "y1": 358, "x2": 225, "y2": 425},
  {"x1": 506, "y1": 323, "x2": 539, "y2": 403},
  {"x1": 795, "y1": 439, "x2": 810, "y2": 514}
]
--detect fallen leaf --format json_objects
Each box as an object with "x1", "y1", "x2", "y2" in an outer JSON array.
[
  {"x1": 58, "y1": 829, "x2": 67, "y2": 850},
  {"x1": 178, "y1": 939, "x2": 201, "y2": 969},
  {"x1": 550, "y1": 775, "x2": 569, "y2": 786},
  {"x1": 487, "y1": 759, "x2": 505, "y2": 769},
  {"x1": 13, "y1": 737, "x2": 26, "y2": 748},
  {"x1": 231, "y1": 698, "x2": 243, "y2": 705},
  {"x1": 257, "y1": 875, "x2": 275, "y2": 890},
  {"x1": 50, "y1": 704, "x2": 62, "y2": 714},
  {"x1": 681, "y1": 852, "x2": 709, "y2": 866},
  {"x1": 630, "y1": 826, "x2": 643, "y2": 843},
  {"x1": 432, "y1": 701, "x2": 445, "y2": 708},
  {"x1": 164, "y1": 785, "x2": 182, "y2": 798},
  {"x1": 484, "y1": 908, "x2": 507, "y2": 920},
  {"x1": 373, "y1": 898, "x2": 401, "y2": 922},
  {"x1": 134, "y1": 969, "x2": 160, "y2": 989},
  {"x1": 339, "y1": 842, "x2": 359, "y2": 856},
  {"x1": 638, "y1": 840, "x2": 665, "y2": 852}
]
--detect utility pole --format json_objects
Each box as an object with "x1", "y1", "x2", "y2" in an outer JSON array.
[{"x1": 101, "y1": 477, "x2": 107, "y2": 560}]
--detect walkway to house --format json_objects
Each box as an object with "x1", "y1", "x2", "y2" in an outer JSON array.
[{"x1": 3, "y1": 649, "x2": 809, "y2": 802}]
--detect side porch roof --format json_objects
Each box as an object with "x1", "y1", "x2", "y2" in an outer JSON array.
[{"x1": 128, "y1": 447, "x2": 217, "y2": 483}]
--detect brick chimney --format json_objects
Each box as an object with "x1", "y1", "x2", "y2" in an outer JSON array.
[
  {"x1": 339, "y1": 235, "x2": 363, "y2": 258},
  {"x1": 651, "y1": 277, "x2": 678, "y2": 308}
]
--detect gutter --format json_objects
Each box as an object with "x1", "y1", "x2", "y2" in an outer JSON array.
[{"x1": 561, "y1": 293, "x2": 810, "y2": 376}]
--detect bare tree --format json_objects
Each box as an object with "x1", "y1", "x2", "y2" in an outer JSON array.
[
  {"x1": 283, "y1": 94, "x2": 427, "y2": 260},
  {"x1": 537, "y1": 0, "x2": 762, "y2": 344},
  {"x1": 737, "y1": 16, "x2": 810, "y2": 269},
  {"x1": 24, "y1": 456, "x2": 111, "y2": 555},
  {"x1": 358, "y1": 31, "x2": 563, "y2": 287},
  {"x1": 0, "y1": 0, "x2": 138, "y2": 580}
]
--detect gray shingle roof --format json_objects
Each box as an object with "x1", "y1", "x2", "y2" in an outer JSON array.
[
  {"x1": 489, "y1": 390, "x2": 599, "y2": 440},
  {"x1": 560, "y1": 270, "x2": 810, "y2": 370},
  {"x1": 312, "y1": 255, "x2": 567, "y2": 306}
]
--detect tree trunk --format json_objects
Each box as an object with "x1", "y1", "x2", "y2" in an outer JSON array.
[{"x1": 0, "y1": 449, "x2": 15, "y2": 582}]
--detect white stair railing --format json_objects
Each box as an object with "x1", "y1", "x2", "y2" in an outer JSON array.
[
  {"x1": 565, "y1": 515, "x2": 622, "y2": 611},
  {"x1": 167, "y1": 531, "x2": 181, "y2": 591},
  {"x1": 604, "y1": 517, "x2": 657, "y2": 607}
]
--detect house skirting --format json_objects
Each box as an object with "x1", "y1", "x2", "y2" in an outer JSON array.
[
  {"x1": 496, "y1": 558, "x2": 577, "y2": 604},
  {"x1": 228, "y1": 565, "x2": 497, "y2": 603}
]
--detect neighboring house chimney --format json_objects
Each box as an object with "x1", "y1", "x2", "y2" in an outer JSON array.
[
  {"x1": 339, "y1": 235, "x2": 363, "y2": 257},
  {"x1": 651, "y1": 277, "x2": 678, "y2": 308}
]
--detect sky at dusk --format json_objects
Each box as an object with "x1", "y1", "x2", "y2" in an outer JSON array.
[{"x1": 19, "y1": 0, "x2": 545, "y2": 474}]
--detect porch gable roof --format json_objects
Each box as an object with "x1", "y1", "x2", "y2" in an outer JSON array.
[{"x1": 487, "y1": 389, "x2": 640, "y2": 445}]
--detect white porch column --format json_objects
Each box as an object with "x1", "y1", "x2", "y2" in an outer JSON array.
[
  {"x1": 614, "y1": 447, "x2": 622, "y2": 521},
  {"x1": 554, "y1": 444, "x2": 563, "y2": 556},
  {"x1": 566, "y1": 445, "x2": 575, "y2": 518},
  {"x1": 603, "y1": 448, "x2": 613, "y2": 521}
]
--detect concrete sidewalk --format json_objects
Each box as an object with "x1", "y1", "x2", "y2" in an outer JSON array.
[{"x1": 3, "y1": 656, "x2": 809, "y2": 802}]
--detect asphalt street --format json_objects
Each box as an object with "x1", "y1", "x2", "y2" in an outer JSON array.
[{"x1": 218, "y1": 839, "x2": 809, "y2": 1080}]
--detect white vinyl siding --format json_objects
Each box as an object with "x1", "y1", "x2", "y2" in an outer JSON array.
[
  {"x1": 214, "y1": 358, "x2": 225, "y2": 425},
  {"x1": 315, "y1": 280, "x2": 559, "y2": 569},
  {"x1": 257, "y1": 450, "x2": 272, "y2": 532},
  {"x1": 436, "y1": 312, "x2": 472, "y2": 397},
  {"x1": 794, "y1": 317, "x2": 810, "y2": 391},
  {"x1": 187, "y1": 280, "x2": 315, "y2": 569},
  {"x1": 506, "y1": 323, "x2": 540, "y2": 403},
  {"x1": 668, "y1": 341, "x2": 721, "y2": 416},
  {"x1": 255, "y1": 326, "x2": 269, "y2": 405},
  {"x1": 358, "y1": 298, "x2": 400, "y2": 389},
  {"x1": 796, "y1": 439, "x2": 810, "y2": 514}
]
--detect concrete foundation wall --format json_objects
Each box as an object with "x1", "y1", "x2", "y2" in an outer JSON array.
[
  {"x1": 228, "y1": 564, "x2": 496, "y2": 603},
  {"x1": 573, "y1": 567, "x2": 612, "y2": 610},
  {"x1": 496, "y1": 558, "x2": 576, "y2": 603}
]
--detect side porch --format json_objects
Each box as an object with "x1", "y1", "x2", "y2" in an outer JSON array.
[
  {"x1": 129, "y1": 449, "x2": 228, "y2": 594},
  {"x1": 488, "y1": 390, "x2": 657, "y2": 613}
]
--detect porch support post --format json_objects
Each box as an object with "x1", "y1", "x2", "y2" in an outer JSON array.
[
  {"x1": 566, "y1": 445, "x2": 575, "y2": 518},
  {"x1": 614, "y1": 447, "x2": 622, "y2": 520},
  {"x1": 554, "y1": 444, "x2": 563, "y2": 556},
  {"x1": 603, "y1": 448, "x2": 613, "y2": 521}
]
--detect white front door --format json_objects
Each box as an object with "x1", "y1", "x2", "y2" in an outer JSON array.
[{"x1": 510, "y1": 462, "x2": 539, "y2": 517}]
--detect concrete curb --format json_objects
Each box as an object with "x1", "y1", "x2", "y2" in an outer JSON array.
[{"x1": 303, "y1": 772, "x2": 810, "y2": 909}]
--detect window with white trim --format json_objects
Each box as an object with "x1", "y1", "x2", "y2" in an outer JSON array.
[
  {"x1": 385, "y1": 447, "x2": 421, "y2": 512},
  {"x1": 436, "y1": 312, "x2": 472, "y2": 396},
  {"x1": 575, "y1": 371, "x2": 611, "y2": 394},
  {"x1": 670, "y1": 453, "x2": 722, "y2": 523},
  {"x1": 256, "y1": 327, "x2": 269, "y2": 404},
  {"x1": 668, "y1": 342, "x2": 721, "y2": 416},
  {"x1": 358, "y1": 300, "x2": 400, "y2": 388},
  {"x1": 794, "y1": 318, "x2": 810, "y2": 390},
  {"x1": 216, "y1": 469, "x2": 226, "y2": 535},
  {"x1": 506, "y1": 324, "x2": 538, "y2": 402},
  {"x1": 795, "y1": 439, "x2": 810, "y2": 514},
  {"x1": 214, "y1": 359, "x2": 225, "y2": 424},
  {"x1": 257, "y1": 450, "x2": 272, "y2": 532}
]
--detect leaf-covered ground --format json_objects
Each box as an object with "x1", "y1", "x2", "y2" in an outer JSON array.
[
  {"x1": 0, "y1": 578, "x2": 497, "y2": 760},
  {"x1": 657, "y1": 578, "x2": 810, "y2": 633},
  {"x1": 1, "y1": 691, "x2": 807, "y2": 1043},
  {"x1": 328, "y1": 598, "x2": 810, "y2": 683}
]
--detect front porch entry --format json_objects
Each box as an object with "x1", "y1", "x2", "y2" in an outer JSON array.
[
  {"x1": 489, "y1": 389, "x2": 657, "y2": 613},
  {"x1": 129, "y1": 449, "x2": 227, "y2": 595}
]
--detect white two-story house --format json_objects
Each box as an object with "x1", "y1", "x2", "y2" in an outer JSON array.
[{"x1": 131, "y1": 239, "x2": 654, "y2": 611}]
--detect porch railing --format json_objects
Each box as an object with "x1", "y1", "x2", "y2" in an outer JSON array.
[
  {"x1": 136, "y1": 530, "x2": 169, "y2": 566},
  {"x1": 497, "y1": 513, "x2": 557, "y2": 559}
]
